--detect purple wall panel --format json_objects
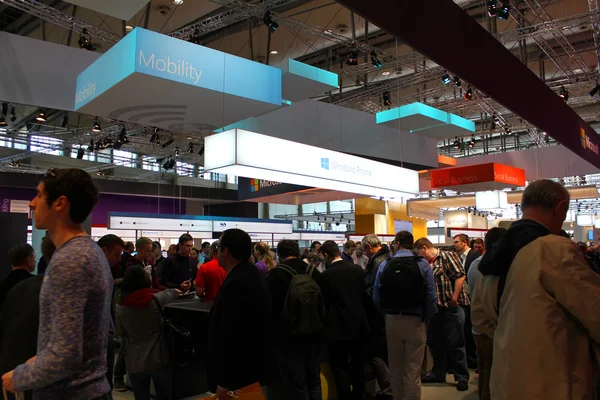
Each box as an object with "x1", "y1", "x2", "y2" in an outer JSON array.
[{"x1": 0, "y1": 187, "x2": 186, "y2": 225}]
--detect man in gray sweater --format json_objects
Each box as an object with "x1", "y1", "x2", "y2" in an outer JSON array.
[{"x1": 1, "y1": 168, "x2": 113, "y2": 400}]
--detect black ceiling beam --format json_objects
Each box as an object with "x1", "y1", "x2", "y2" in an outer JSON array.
[{"x1": 336, "y1": 0, "x2": 600, "y2": 169}]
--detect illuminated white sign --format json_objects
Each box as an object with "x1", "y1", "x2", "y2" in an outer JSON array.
[
  {"x1": 109, "y1": 215, "x2": 213, "y2": 232},
  {"x1": 212, "y1": 220, "x2": 292, "y2": 234},
  {"x1": 444, "y1": 210, "x2": 468, "y2": 228},
  {"x1": 576, "y1": 214, "x2": 594, "y2": 227},
  {"x1": 475, "y1": 191, "x2": 508, "y2": 210},
  {"x1": 204, "y1": 129, "x2": 419, "y2": 199},
  {"x1": 407, "y1": 202, "x2": 440, "y2": 220}
]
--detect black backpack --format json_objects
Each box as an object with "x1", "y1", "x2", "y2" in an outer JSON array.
[
  {"x1": 379, "y1": 256, "x2": 425, "y2": 311},
  {"x1": 276, "y1": 264, "x2": 325, "y2": 336}
]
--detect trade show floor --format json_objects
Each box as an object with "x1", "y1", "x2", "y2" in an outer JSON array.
[{"x1": 111, "y1": 373, "x2": 479, "y2": 400}]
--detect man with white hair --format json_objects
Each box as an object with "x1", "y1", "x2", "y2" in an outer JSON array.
[{"x1": 478, "y1": 179, "x2": 600, "y2": 400}]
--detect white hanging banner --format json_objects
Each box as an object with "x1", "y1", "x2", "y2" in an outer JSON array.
[{"x1": 204, "y1": 129, "x2": 420, "y2": 199}]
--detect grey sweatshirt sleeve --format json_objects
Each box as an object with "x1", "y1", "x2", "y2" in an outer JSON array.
[
  {"x1": 153, "y1": 289, "x2": 179, "y2": 309},
  {"x1": 12, "y1": 253, "x2": 92, "y2": 391}
]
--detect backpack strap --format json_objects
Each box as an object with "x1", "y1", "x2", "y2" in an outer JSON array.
[
  {"x1": 306, "y1": 264, "x2": 316, "y2": 276},
  {"x1": 275, "y1": 264, "x2": 297, "y2": 277}
]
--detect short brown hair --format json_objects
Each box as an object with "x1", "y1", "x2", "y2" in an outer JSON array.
[
  {"x1": 454, "y1": 234, "x2": 469, "y2": 243},
  {"x1": 414, "y1": 238, "x2": 434, "y2": 251},
  {"x1": 343, "y1": 240, "x2": 356, "y2": 251}
]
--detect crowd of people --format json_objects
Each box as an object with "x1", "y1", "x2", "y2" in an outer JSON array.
[{"x1": 0, "y1": 169, "x2": 599, "y2": 400}]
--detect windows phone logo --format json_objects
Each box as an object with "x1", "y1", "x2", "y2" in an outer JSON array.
[
  {"x1": 320, "y1": 158, "x2": 330, "y2": 170},
  {"x1": 250, "y1": 179, "x2": 259, "y2": 192}
]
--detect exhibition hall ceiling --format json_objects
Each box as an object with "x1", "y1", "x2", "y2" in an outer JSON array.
[{"x1": 0, "y1": 0, "x2": 599, "y2": 182}]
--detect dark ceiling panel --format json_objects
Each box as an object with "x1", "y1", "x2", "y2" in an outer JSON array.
[{"x1": 336, "y1": 0, "x2": 600, "y2": 169}]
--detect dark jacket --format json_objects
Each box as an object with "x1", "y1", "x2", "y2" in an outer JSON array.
[
  {"x1": 479, "y1": 219, "x2": 550, "y2": 307},
  {"x1": 340, "y1": 252, "x2": 353, "y2": 263},
  {"x1": 0, "y1": 274, "x2": 44, "y2": 377},
  {"x1": 265, "y1": 258, "x2": 325, "y2": 345},
  {"x1": 465, "y1": 250, "x2": 482, "y2": 276},
  {"x1": 116, "y1": 289, "x2": 179, "y2": 374},
  {"x1": 0, "y1": 269, "x2": 34, "y2": 309},
  {"x1": 161, "y1": 254, "x2": 198, "y2": 289},
  {"x1": 364, "y1": 245, "x2": 391, "y2": 296},
  {"x1": 120, "y1": 252, "x2": 133, "y2": 276},
  {"x1": 207, "y1": 260, "x2": 271, "y2": 391},
  {"x1": 321, "y1": 259, "x2": 375, "y2": 341}
]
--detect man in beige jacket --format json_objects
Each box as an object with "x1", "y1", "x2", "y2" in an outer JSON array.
[{"x1": 477, "y1": 179, "x2": 600, "y2": 400}]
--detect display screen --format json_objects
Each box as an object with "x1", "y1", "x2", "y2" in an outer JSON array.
[{"x1": 394, "y1": 219, "x2": 413, "y2": 233}]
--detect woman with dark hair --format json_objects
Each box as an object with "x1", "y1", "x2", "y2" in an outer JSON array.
[{"x1": 116, "y1": 266, "x2": 180, "y2": 400}]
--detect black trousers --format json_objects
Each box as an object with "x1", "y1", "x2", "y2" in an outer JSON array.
[
  {"x1": 274, "y1": 341, "x2": 322, "y2": 400},
  {"x1": 328, "y1": 339, "x2": 367, "y2": 400},
  {"x1": 462, "y1": 305, "x2": 478, "y2": 367}
]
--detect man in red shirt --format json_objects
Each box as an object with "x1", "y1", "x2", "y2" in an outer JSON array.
[{"x1": 195, "y1": 241, "x2": 226, "y2": 302}]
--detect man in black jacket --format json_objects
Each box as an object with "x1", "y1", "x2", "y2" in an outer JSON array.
[
  {"x1": 266, "y1": 239, "x2": 325, "y2": 400},
  {"x1": 208, "y1": 228, "x2": 271, "y2": 398},
  {"x1": 161, "y1": 234, "x2": 197, "y2": 292},
  {"x1": 320, "y1": 240, "x2": 374, "y2": 400}
]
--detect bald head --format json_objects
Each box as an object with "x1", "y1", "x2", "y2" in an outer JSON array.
[{"x1": 521, "y1": 179, "x2": 570, "y2": 234}]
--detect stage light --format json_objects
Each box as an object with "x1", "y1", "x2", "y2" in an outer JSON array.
[
  {"x1": 263, "y1": 11, "x2": 278, "y2": 32},
  {"x1": 36, "y1": 109, "x2": 47, "y2": 122},
  {"x1": 92, "y1": 118, "x2": 101, "y2": 132},
  {"x1": 161, "y1": 138, "x2": 174, "y2": 148},
  {"x1": 492, "y1": 114, "x2": 500, "y2": 124},
  {"x1": 469, "y1": 135, "x2": 476, "y2": 148},
  {"x1": 559, "y1": 85, "x2": 569, "y2": 102},
  {"x1": 487, "y1": 0, "x2": 498, "y2": 17},
  {"x1": 149, "y1": 133, "x2": 157, "y2": 143},
  {"x1": 112, "y1": 140, "x2": 122, "y2": 150},
  {"x1": 442, "y1": 74, "x2": 451, "y2": 85},
  {"x1": 383, "y1": 91, "x2": 392, "y2": 107},
  {"x1": 464, "y1": 86, "x2": 474, "y2": 101},
  {"x1": 163, "y1": 158, "x2": 176, "y2": 170},
  {"x1": 1, "y1": 103, "x2": 7, "y2": 116},
  {"x1": 175, "y1": 147, "x2": 180, "y2": 157},
  {"x1": 498, "y1": 2, "x2": 511, "y2": 20},
  {"x1": 198, "y1": 145, "x2": 205, "y2": 156},
  {"x1": 97, "y1": 170, "x2": 106, "y2": 176},
  {"x1": 61, "y1": 114, "x2": 69, "y2": 128},
  {"x1": 346, "y1": 49, "x2": 358, "y2": 66},
  {"x1": 118, "y1": 126, "x2": 129, "y2": 144},
  {"x1": 9, "y1": 108, "x2": 16, "y2": 123},
  {"x1": 188, "y1": 143, "x2": 194, "y2": 153},
  {"x1": 78, "y1": 28, "x2": 95, "y2": 51},
  {"x1": 453, "y1": 137, "x2": 461, "y2": 149},
  {"x1": 0, "y1": 115, "x2": 6, "y2": 126},
  {"x1": 76, "y1": 148, "x2": 85, "y2": 159},
  {"x1": 371, "y1": 51, "x2": 382, "y2": 68},
  {"x1": 505, "y1": 127, "x2": 512, "y2": 135},
  {"x1": 173, "y1": 0, "x2": 184, "y2": 4},
  {"x1": 87, "y1": 139, "x2": 94, "y2": 152},
  {"x1": 591, "y1": 84, "x2": 600, "y2": 97}
]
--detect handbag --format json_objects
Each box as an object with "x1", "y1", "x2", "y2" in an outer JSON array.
[
  {"x1": 198, "y1": 382, "x2": 265, "y2": 400},
  {"x1": 152, "y1": 296, "x2": 194, "y2": 366},
  {"x1": 2, "y1": 388, "x2": 24, "y2": 400}
]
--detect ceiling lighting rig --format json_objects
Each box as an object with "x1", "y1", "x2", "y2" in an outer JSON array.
[{"x1": 78, "y1": 28, "x2": 95, "y2": 51}]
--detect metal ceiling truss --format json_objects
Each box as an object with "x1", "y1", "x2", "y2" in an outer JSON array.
[{"x1": 0, "y1": 0, "x2": 120, "y2": 43}]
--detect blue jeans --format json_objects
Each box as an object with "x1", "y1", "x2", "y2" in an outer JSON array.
[
  {"x1": 427, "y1": 306, "x2": 470, "y2": 383},
  {"x1": 128, "y1": 368, "x2": 172, "y2": 400}
]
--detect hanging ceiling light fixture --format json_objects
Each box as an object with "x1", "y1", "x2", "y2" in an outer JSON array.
[
  {"x1": 36, "y1": 109, "x2": 47, "y2": 122},
  {"x1": 464, "y1": 86, "x2": 474, "y2": 101},
  {"x1": 92, "y1": 117, "x2": 101, "y2": 132}
]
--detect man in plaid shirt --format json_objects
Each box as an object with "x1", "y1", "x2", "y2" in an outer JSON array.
[{"x1": 414, "y1": 238, "x2": 471, "y2": 392}]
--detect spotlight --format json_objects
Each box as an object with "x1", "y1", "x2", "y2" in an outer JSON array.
[
  {"x1": 161, "y1": 138, "x2": 174, "y2": 148},
  {"x1": 469, "y1": 135, "x2": 476, "y2": 148},
  {"x1": 498, "y1": 2, "x2": 511, "y2": 20},
  {"x1": 97, "y1": 170, "x2": 106, "y2": 176},
  {"x1": 76, "y1": 148, "x2": 85, "y2": 159},
  {"x1": 61, "y1": 114, "x2": 69, "y2": 128},
  {"x1": 487, "y1": 0, "x2": 498, "y2": 17},
  {"x1": 112, "y1": 140, "x2": 122, "y2": 150},
  {"x1": 590, "y1": 83, "x2": 600, "y2": 97},
  {"x1": 505, "y1": 127, "x2": 512, "y2": 135},
  {"x1": 453, "y1": 137, "x2": 461, "y2": 149},
  {"x1": 0, "y1": 115, "x2": 6, "y2": 126},
  {"x1": 559, "y1": 86, "x2": 569, "y2": 102},
  {"x1": 188, "y1": 143, "x2": 194, "y2": 153},
  {"x1": 442, "y1": 74, "x2": 451, "y2": 85},
  {"x1": 383, "y1": 91, "x2": 392, "y2": 107},
  {"x1": 9, "y1": 107, "x2": 16, "y2": 123},
  {"x1": 371, "y1": 51, "x2": 382, "y2": 69},
  {"x1": 92, "y1": 118, "x2": 101, "y2": 132},
  {"x1": 175, "y1": 147, "x2": 180, "y2": 157},
  {"x1": 335, "y1": 221, "x2": 340, "y2": 226},
  {"x1": 263, "y1": 11, "x2": 278, "y2": 32},
  {"x1": 87, "y1": 139, "x2": 94, "y2": 152},
  {"x1": 36, "y1": 109, "x2": 47, "y2": 122},
  {"x1": 1, "y1": 103, "x2": 7, "y2": 116},
  {"x1": 149, "y1": 133, "x2": 157, "y2": 143},
  {"x1": 454, "y1": 76, "x2": 462, "y2": 87},
  {"x1": 464, "y1": 86, "x2": 474, "y2": 101},
  {"x1": 492, "y1": 114, "x2": 500, "y2": 123},
  {"x1": 198, "y1": 145, "x2": 205, "y2": 156},
  {"x1": 118, "y1": 125, "x2": 129, "y2": 144},
  {"x1": 78, "y1": 28, "x2": 95, "y2": 51},
  {"x1": 346, "y1": 49, "x2": 358, "y2": 66}
]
